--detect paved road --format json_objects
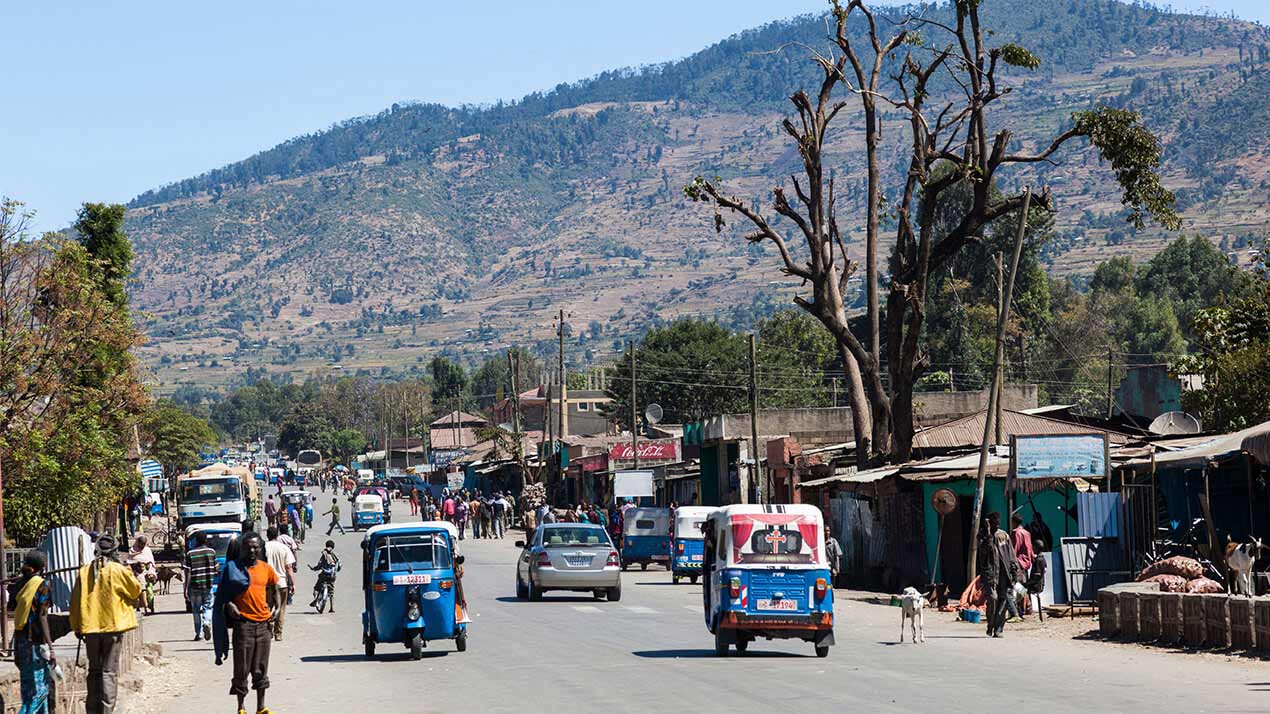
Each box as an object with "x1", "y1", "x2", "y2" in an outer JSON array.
[{"x1": 143, "y1": 491, "x2": 1268, "y2": 713}]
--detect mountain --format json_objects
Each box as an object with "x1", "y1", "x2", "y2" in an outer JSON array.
[{"x1": 125, "y1": 0, "x2": 1270, "y2": 392}]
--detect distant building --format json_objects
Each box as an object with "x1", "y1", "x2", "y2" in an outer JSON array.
[{"x1": 492, "y1": 385, "x2": 613, "y2": 437}]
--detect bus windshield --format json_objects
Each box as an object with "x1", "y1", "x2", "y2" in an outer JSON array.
[{"x1": 180, "y1": 479, "x2": 242, "y2": 504}]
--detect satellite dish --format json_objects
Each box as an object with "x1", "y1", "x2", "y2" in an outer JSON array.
[
  {"x1": 644, "y1": 403, "x2": 664, "y2": 425},
  {"x1": 931, "y1": 488, "x2": 957, "y2": 516},
  {"x1": 1149, "y1": 411, "x2": 1202, "y2": 435}
]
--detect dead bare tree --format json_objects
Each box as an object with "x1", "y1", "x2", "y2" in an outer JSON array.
[{"x1": 687, "y1": 0, "x2": 1179, "y2": 464}]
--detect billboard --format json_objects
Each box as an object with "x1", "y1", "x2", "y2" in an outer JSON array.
[
  {"x1": 613, "y1": 471, "x2": 654, "y2": 498},
  {"x1": 1013, "y1": 434, "x2": 1109, "y2": 479},
  {"x1": 609, "y1": 440, "x2": 678, "y2": 462}
]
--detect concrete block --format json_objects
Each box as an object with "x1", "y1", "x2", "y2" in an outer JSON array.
[
  {"x1": 1255, "y1": 598, "x2": 1270, "y2": 653},
  {"x1": 1229, "y1": 597, "x2": 1255, "y2": 649},
  {"x1": 1203, "y1": 593, "x2": 1231, "y2": 649},
  {"x1": 1159, "y1": 592, "x2": 1183, "y2": 645},
  {"x1": 1183, "y1": 594, "x2": 1206, "y2": 647},
  {"x1": 1118, "y1": 591, "x2": 1141, "y2": 641},
  {"x1": 1098, "y1": 589, "x2": 1119, "y2": 637},
  {"x1": 1138, "y1": 591, "x2": 1162, "y2": 641}
]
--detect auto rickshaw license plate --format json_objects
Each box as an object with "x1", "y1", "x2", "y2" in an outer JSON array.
[
  {"x1": 392, "y1": 574, "x2": 432, "y2": 585},
  {"x1": 756, "y1": 599, "x2": 797, "y2": 611}
]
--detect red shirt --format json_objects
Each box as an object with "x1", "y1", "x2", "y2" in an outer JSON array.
[{"x1": 1011, "y1": 525, "x2": 1035, "y2": 571}]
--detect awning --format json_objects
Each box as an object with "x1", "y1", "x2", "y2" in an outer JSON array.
[
  {"x1": 1124, "y1": 420, "x2": 1270, "y2": 468},
  {"x1": 138, "y1": 460, "x2": 163, "y2": 478},
  {"x1": 798, "y1": 466, "x2": 898, "y2": 489}
]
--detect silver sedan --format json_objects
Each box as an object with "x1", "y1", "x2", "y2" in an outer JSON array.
[{"x1": 515, "y1": 523, "x2": 622, "y2": 602}]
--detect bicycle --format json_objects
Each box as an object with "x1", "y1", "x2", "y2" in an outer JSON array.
[{"x1": 310, "y1": 563, "x2": 339, "y2": 613}]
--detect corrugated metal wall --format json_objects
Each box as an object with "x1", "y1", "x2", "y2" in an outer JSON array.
[
  {"x1": 1076, "y1": 492, "x2": 1121, "y2": 538},
  {"x1": 831, "y1": 491, "x2": 926, "y2": 591}
]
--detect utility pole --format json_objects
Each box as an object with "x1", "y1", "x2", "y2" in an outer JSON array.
[
  {"x1": 629, "y1": 341, "x2": 638, "y2": 471},
  {"x1": 1106, "y1": 348, "x2": 1114, "y2": 419},
  {"x1": 557, "y1": 309, "x2": 567, "y2": 442},
  {"x1": 748, "y1": 333, "x2": 761, "y2": 505},
  {"x1": 508, "y1": 349, "x2": 522, "y2": 460},
  {"x1": 402, "y1": 391, "x2": 410, "y2": 470},
  {"x1": 995, "y1": 253, "x2": 1004, "y2": 448},
  {"x1": 967, "y1": 186, "x2": 1031, "y2": 583}
]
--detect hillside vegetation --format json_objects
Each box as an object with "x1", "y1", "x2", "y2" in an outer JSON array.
[{"x1": 123, "y1": 0, "x2": 1270, "y2": 392}]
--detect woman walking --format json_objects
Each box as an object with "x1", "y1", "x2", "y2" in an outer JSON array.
[{"x1": 12, "y1": 551, "x2": 55, "y2": 714}]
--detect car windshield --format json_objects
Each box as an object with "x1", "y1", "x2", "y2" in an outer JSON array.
[
  {"x1": 373, "y1": 533, "x2": 452, "y2": 572},
  {"x1": 180, "y1": 479, "x2": 241, "y2": 504},
  {"x1": 542, "y1": 527, "x2": 608, "y2": 548}
]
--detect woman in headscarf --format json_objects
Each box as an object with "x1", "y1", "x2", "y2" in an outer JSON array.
[
  {"x1": 126, "y1": 535, "x2": 158, "y2": 614},
  {"x1": 11, "y1": 550, "x2": 55, "y2": 714}
]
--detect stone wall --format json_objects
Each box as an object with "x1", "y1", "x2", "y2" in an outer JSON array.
[
  {"x1": 0, "y1": 621, "x2": 146, "y2": 713},
  {"x1": 1098, "y1": 583, "x2": 1270, "y2": 652}
]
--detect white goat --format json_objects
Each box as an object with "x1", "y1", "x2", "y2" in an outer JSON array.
[
  {"x1": 899, "y1": 586, "x2": 926, "y2": 643},
  {"x1": 1225, "y1": 537, "x2": 1263, "y2": 597}
]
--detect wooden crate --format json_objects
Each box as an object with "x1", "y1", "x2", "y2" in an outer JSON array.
[
  {"x1": 1229, "y1": 597, "x2": 1255, "y2": 649},
  {"x1": 1098, "y1": 589, "x2": 1119, "y2": 638},
  {"x1": 1159, "y1": 592, "x2": 1183, "y2": 645},
  {"x1": 1138, "y1": 591, "x2": 1162, "y2": 641},
  {"x1": 1183, "y1": 594, "x2": 1206, "y2": 647},
  {"x1": 1203, "y1": 593, "x2": 1231, "y2": 649},
  {"x1": 1118, "y1": 591, "x2": 1140, "y2": 641}
]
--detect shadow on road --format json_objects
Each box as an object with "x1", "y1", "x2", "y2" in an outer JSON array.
[
  {"x1": 632, "y1": 649, "x2": 804, "y2": 659},
  {"x1": 493, "y1": 595, "x2": 605, "y2": 604},
  {"x1": 300, "y1": 652, "x2": 449, "y2": 663}
]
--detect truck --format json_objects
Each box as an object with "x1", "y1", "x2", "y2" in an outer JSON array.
[{"x1": 176, "y1": 465, "x2": 252, "y2": 528}]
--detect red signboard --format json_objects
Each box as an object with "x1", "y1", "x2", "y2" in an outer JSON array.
[
  {"x1": 609, "y1": 441, "x2": 677, "y2": 462},
  {"x1": 567, "y1": 454, "x2": 609, "y2": 478}
]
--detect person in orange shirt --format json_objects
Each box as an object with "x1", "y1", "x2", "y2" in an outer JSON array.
[{"x1": 227, "y1": 532, "x2": 279, "y2": 714}]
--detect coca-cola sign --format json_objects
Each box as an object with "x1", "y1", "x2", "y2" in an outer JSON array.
[{"x1": 609, "y1": 441, "x2": 677, "y2": 462}]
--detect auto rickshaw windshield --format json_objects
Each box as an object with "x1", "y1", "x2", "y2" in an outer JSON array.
[{"x1": 373, "y1": 533, "x2": 452, "y2": 572}]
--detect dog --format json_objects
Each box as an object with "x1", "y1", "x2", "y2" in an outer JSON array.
[
  {"x1": 155, "y1": 564, "x2": 183, "y2": 595},
  {"x1": 899, "y1": 586, "x2": 926, "y2": 643},
  {"x1": 1225, "y1": 537, "x2": 1263, "y2": 597}
]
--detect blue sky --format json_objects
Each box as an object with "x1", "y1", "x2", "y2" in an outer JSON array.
[{"x1": 4, "y1": 0, "x2": 1266, "y2": 232}]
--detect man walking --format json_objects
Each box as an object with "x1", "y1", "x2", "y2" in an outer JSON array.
[
  {"x1": 227, "y1": 532, "x2": 279, "y2": 714},
  {"x1": 825, "y1": 533, "x2": 844, "y2": 586},
  {"x1": 264, "y1": 496, "x2": 278, "y2": 529},
  {"x1": 184, "y1": 530, "x2": 219, "y2": 641},
  {"x1": 265, "y1": 527, "x2": 296, "y2": 642},
  {"x1": 71, "y1": 535, "x2": 142, "y2": 714},
  {"x1": 978, "y1": 512, "x2": 1019, "y2": 638},
  {"x1": 492, "y1": 493, "x2": 508, "y2": 539},
  {"x1": 324, "y1": 498, "x2": 345, "y2": 535}
]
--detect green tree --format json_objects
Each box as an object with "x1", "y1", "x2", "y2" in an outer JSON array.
[
  {"x1": 327, "y1": 428, "x2": 368, "y2": 465},
  {"x1": 140, "y1": 400, "x2": 217, "y2": 477},
  {"x1": 429, "y1": 356, "x2": 467, "y2": 405},
  {"x1": 73, "y1": 203, "x2": 133, "y2": 308},
  {"x1": 756, "y1": 310, "x2": 838, "y2": 408},
  {"x1": 276, "y1": 403, "x2": 335, "y2": 455},
  {"x1": 1134, "y1": 236, "x2": 1251, "y2": 338}
]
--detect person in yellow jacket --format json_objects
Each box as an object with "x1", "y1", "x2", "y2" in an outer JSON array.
[{"x1": 70, "y1": 535, "x2": 142, "y2": 714}]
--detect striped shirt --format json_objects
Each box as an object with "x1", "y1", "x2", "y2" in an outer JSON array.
[{"x1": 185, "y1": 545, "x2": 219, "y2": 593}]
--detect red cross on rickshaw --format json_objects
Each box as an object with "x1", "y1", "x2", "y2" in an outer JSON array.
[{"x1": 763, "y1": 528, "x2": 787, "y2": 549}]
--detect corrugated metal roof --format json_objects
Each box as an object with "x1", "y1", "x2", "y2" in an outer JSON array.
[
  {"x1": 911, "y1": 409, "x2": 1130, "y2": 452},
  {"x1": 798, "y1": 466, "x2": 898, "y2": 489}
]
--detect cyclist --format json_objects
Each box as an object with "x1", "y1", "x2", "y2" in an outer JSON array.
[{"x1": 309, "y1": 540, "x2": 341, "y2": 612}]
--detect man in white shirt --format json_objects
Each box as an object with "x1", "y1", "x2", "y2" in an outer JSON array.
[{"x1": 265, "y1": 527, "x2": 296, "y2": 642}]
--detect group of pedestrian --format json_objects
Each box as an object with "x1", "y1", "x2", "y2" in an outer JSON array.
[
  {"x1": 976, "y1": 511, "x2": 1050, "y2": 638},
  {"x1": 435, "y1": 489, "x2": 514, "y2": 540}
]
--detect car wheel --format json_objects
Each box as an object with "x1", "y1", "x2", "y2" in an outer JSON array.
[
  {"x1": 529, "y1": 575, "x2": 543, "y2": 602},
  {"x1": 714, "y1": 626, "x2": 730, "y2": 657},
  {"x1": 815, "y1": 644, "x2": 830, "y2": 658},
  {"x1": 593, "y1": 589, "x2": 606, "y2": 600},
  {"x1": 516, "y1": 574, "x2": 529, "y2": 600},
  {"x1": 606, "y1": 584, "x2": 621, "y2": 602},
  {"x1": 409, "y1": 632, "x2": 423, "y2": 660}
]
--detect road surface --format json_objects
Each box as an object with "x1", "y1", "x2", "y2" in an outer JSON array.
[{"x1": 140, "y1": 490, "x2": 1268, "y2": 713}]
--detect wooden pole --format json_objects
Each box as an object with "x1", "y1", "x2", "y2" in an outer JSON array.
[
  {"x1": 629, "y1": 341, "x2": 639, "y2": 471},
  {"x1": 967, "y1": 186, "x2": 1032, "y2": 583},
  {"x1": 749, "y1": 333, "x2": 761, "y2": 505},
  {"x1": 1106, "y1": 347, "x2": 1114, "y2": 419},
  {"x1": 995, "y1": 253, "x2": 1004, "y2": 448},
  {"x1": 0, "y1": 457, "x2": 8, "y2": 654}
]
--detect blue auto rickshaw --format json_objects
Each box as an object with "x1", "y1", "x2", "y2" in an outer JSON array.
[
  {"x1": 701, "y1": 504, "x2": 835, "y2": 657},
  {"x1": 361, "y1": 522, "x2": 468, "y2": 659},
  {"x1": 671, "y1": 506, "x2": 715, "y2": 584},
  {"x1": 183, "y1": 522, "x2": 242, "y2": 612},
  {"x1": 620, "y1": 507, "x2": 671, "y2": 571},
  {"x1": 353, "y1": 494, "x2": 385, "y2": 530}
]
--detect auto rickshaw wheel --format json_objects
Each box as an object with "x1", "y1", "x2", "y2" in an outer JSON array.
[
  {"x1": 640, "y1": 563, "x2": 648, "y2": 571},
  {"x1": 734, "y1": 637, "x2": 749, "y2": 654},
  {"x1": 364, "y1": 638, "x2": 376, "y2": 658},
  {"x1": 672, "y1": 574, "x2": 680, "y2": 584},
  {"x1": 815, "y1": 644, "x2": 830, "y2": 658},
  {"x1": 690, "y1": 574, "x2": 699, "y2": 585},
  {"x1": 455, "y1": 630, "x2": 467, "y2": 652},
  {"x1": 409, "y1": 633, "x2": 423, "y2": 660},
  {"x1": 713, "y1": 627, "x2": 730, "y2": 657}
]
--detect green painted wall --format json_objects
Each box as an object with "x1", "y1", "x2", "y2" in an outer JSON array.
[
  {"x1": 700, "y1": 444, "x2": 720, "y2": 506},
  {"x1": 921, "y1": 479, "x2": 1077, "y2": 578}
]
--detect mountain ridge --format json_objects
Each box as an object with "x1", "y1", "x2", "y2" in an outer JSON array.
[{"x1": 125, "y1": 0, "x2": 1270, "y2": 392}]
